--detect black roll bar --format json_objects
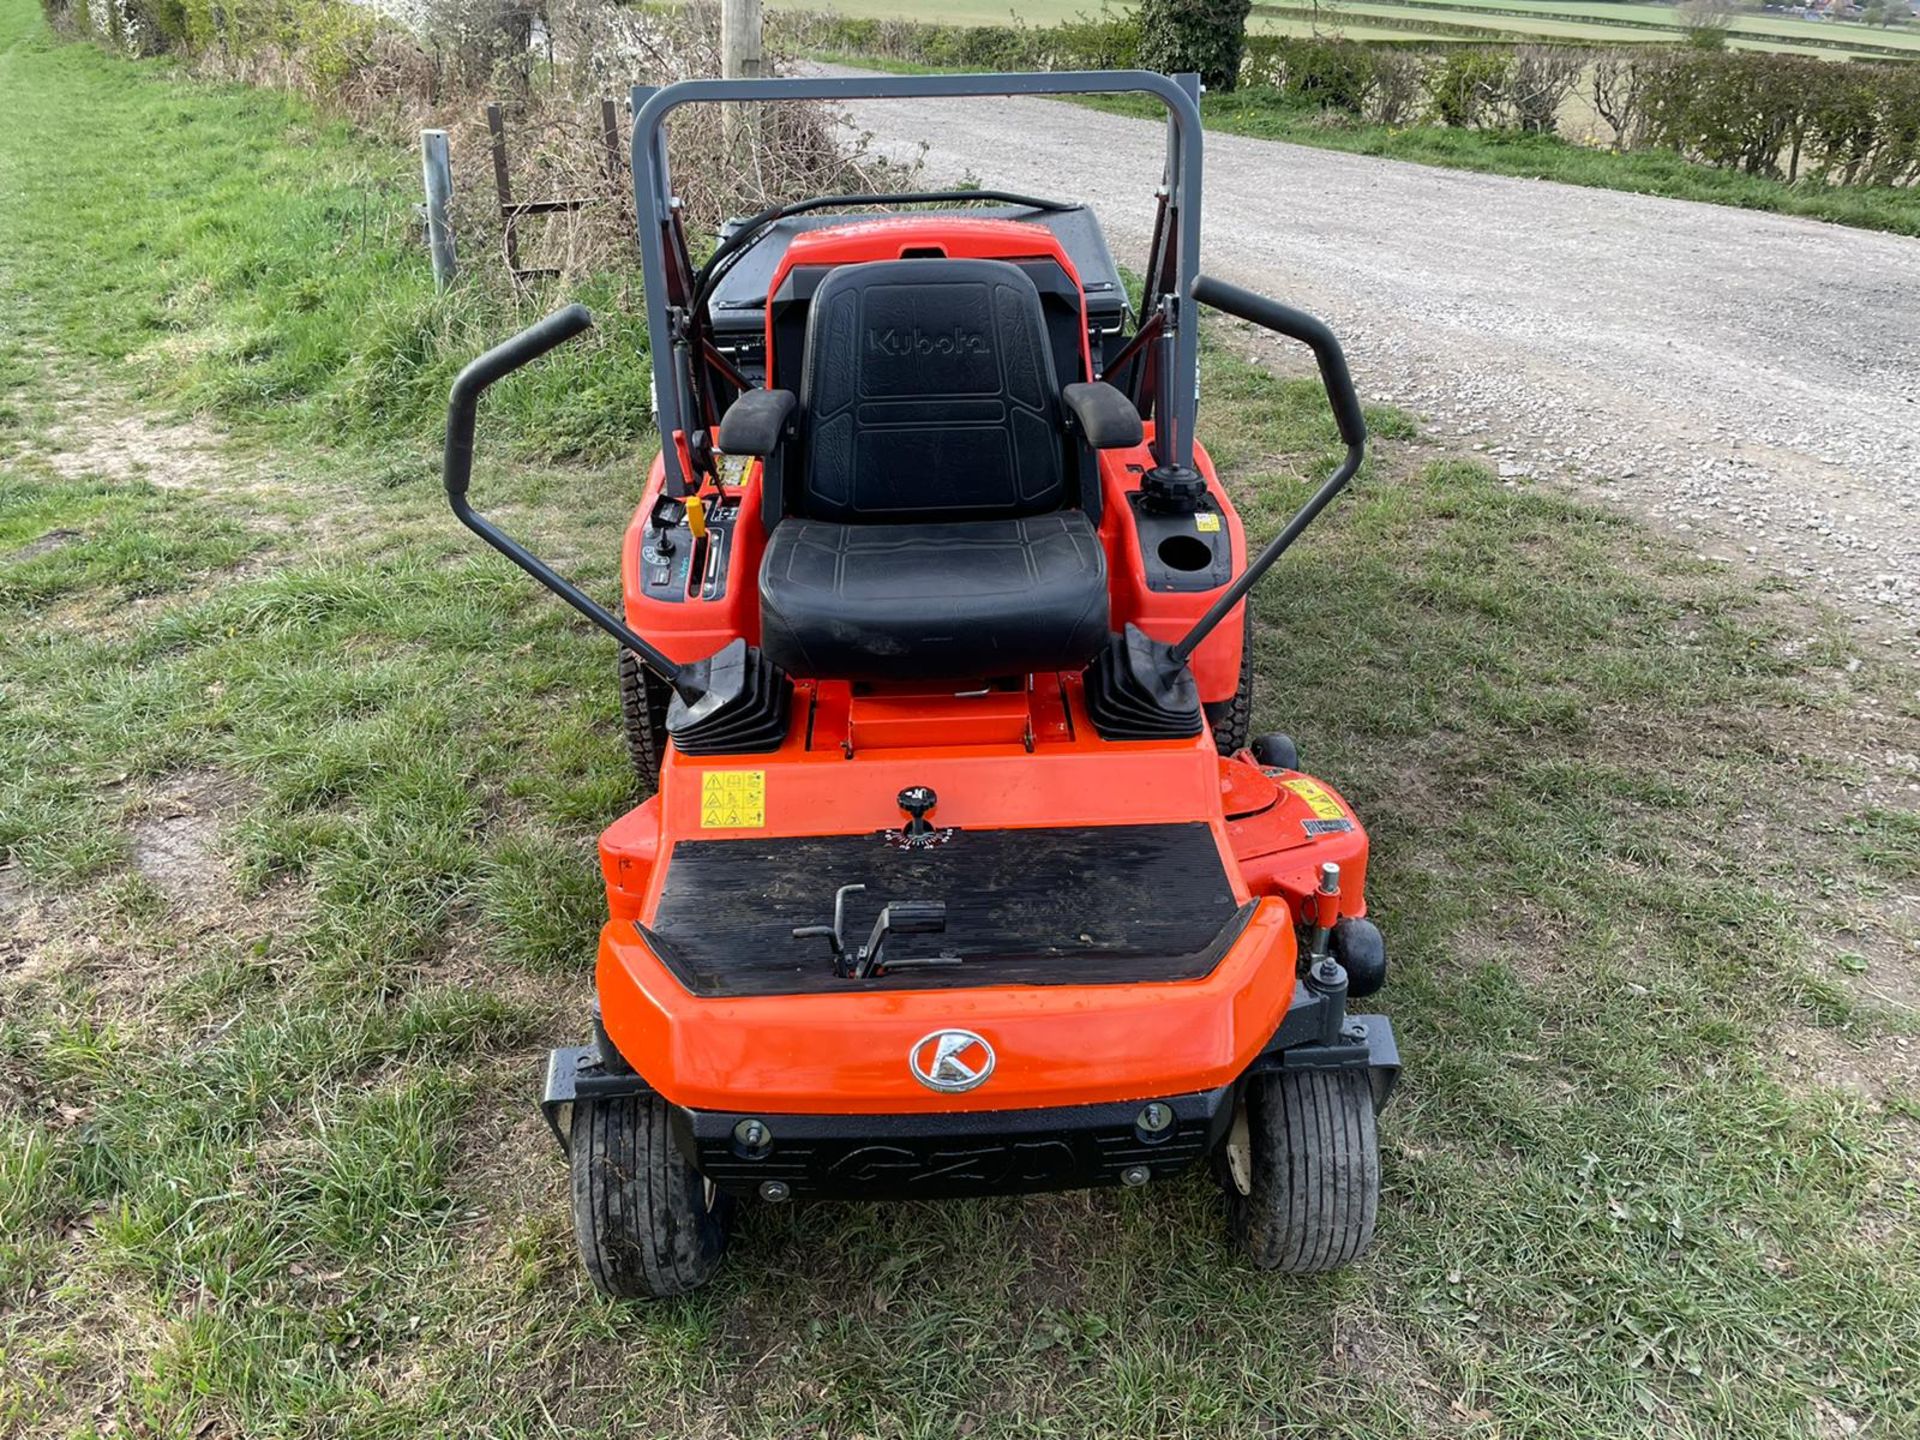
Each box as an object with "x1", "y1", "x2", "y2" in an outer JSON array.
[
  {"x1": 443, "y1": 304, "x2": 685, "y2": 684},
  {"x1": 1171, "y1": 275, "x2": 1369, "y2": 665},
  {"x1": 631, "y1": 70, "x2": 1206, "y2": 496}
]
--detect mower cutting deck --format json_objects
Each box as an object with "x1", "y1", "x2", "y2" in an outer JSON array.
[{"x1": 443, "y1": 69, "x2": 1399, "y2": 1298}]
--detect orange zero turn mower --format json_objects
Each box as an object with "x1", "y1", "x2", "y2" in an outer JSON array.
[{"x1": 442, "y1": 69, "x2": 1398, "y2": 1298}]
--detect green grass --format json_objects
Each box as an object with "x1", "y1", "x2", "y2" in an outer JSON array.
[
  {"x1": 1253, "y1": 0, "x2": 1920, "y2": 57},
  {"x1": 4, "y1": 1, "x2": 1920, "y2": 1436},
  {"x1": 0, "y1": 13, "x2": 651, "y2": 463}
]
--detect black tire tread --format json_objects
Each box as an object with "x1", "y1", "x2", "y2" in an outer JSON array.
[
  {"x1": 1204, "y1": 598, "x2": 1256, "y2": 757},
  {"x1": 617, "y1": 649, "x2": 673, "y2": 794},
  {"x1": 570, "y1": 1093, "x2": 729, "y2": 1299},
  {"x1": 1231, "y1": 1067, "x2": 1378, "y2": 1274}
]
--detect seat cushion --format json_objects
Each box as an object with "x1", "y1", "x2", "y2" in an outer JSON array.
[
  {"x1": 759, "y1": 512, "x2": 1110, "y2": 682},
  {"x1": 799, "y1": 258, "x2": 1068, "y2": 523}
]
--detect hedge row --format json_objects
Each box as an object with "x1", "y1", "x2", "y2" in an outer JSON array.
[
  {"x1": 780, "y1": 9, "x2": 1920, "y2": 189},
  {"x1": 1641, "y1": 50, "x2": 1920, "y2": 185},
  {"x1": 42, "y1": 0, "x2": 428, "y2": 94}
]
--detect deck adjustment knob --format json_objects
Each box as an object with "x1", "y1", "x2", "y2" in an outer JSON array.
[{"x1": 897, "y1": 785, "x2": 937, "y2": 837}]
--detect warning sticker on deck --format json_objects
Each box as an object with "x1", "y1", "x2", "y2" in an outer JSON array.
[
  {"x1": 700, "y1": 770, "x2": 766, "y2": 829},
  {"x1": 1195, "y1": 512, "x2": 1221, "y2": 533},
  {"x1": 1282, "y1": 777, "x2": 1346, "y2": 822}
]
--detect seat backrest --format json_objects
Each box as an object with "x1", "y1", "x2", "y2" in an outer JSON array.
[{"x1": 797, "y1": 258, "x2": 1067, "y2": 524}]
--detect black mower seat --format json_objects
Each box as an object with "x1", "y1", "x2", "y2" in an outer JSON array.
[
  {"x1": 755, "y1": 256, "x2": 1111, "y2": 682},
  {"x1": 759, "y1": 512, "x2": 1109, "y2": 682}
]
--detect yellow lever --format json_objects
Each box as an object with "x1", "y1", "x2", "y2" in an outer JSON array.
[{"x1": 685, "y1": 493, "x2": 708, "y2": 541}]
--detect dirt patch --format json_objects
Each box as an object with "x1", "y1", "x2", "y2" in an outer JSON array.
[
  {"x1": 130, "y1": 770, "x2": 250, "y2": 908},
  {"x1": 1777, "y1": 1025, "x2": 1920, "y2": 1115},
  {"x1": 43, "y1": 403, "x2": 228, "y2": 489},
  {"x1": 0, "y1": 860, "x2": 56, "y2": 983},
  {"x1": 10, "y1": 527, "x2": 82, "y2": 560},
  {"x1": 1826, "y1": 914, "x2": 1920, "y2": 1018},
  {"x1": 1324, "y1": 1311, "x2": 1455, "y2": 1428}
]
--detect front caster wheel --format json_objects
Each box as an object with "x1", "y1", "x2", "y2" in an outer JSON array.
[
  {"x1": 1224, "y1": 1068, "x2": 1379, "y2": 1274},
  {"x1": 617, "y1": 649, "x2": 673, "y2": 794},
  {"x1": 570, "y1": 1093, "x2": 731, "y2": 1298},
  {"x1": 1203, "y1": 597, "x2": 1256, "y2": 756}
]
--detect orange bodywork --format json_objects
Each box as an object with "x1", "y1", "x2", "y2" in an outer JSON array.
[
  {"x1": 595, "y1": 676, "x2": 1370, "y2": 1115},
  {"x1": 599, "y1": 214, "x2": 1364, "y2": 1116}
]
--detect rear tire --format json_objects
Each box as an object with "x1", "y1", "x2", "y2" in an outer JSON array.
[
  {"x1": 1204, "y1": 598, "x2": 1255, "y2": 757},
  {"x1": 617, "y1": 649, "x2": 673, "y2": 794},
  {"x1": 570, "y1": 1093, "x2": 731, "y2": 1299},
  {"x1": 1226, "y1": 1068, "x2": 1379, "y2": 1274}
]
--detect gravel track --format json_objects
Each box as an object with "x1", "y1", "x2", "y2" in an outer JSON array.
[{"x1": 821, "y1": 72, "x2": 1920, "y2": 639}]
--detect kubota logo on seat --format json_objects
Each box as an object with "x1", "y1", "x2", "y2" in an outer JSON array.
[
  {"x1": 909, "y1": 1029, "x2": 995, "y2": 1093},
  {"x1": 867, "y1": 326, "x2": 988, "y2": 358}
]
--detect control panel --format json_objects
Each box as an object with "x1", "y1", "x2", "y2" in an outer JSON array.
[
  {"x1": 639, "y1": 494, "x2": 740, "y2": 603},
  {"x1": 1129, "y1": 493, "x2": 1234, "y2": 593}
]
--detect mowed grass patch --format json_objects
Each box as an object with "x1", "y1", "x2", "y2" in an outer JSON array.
[
  {"x1": 8, "y1": 338, "x2": 1917, "y2": 1436},
  {"x1": 5, "y1": 3, "x2": 1920, "y2": 1436}
]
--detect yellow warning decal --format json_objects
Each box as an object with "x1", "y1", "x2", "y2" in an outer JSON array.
[
  {"x1": 700, "y1": 770, "x2": 766, "y2": 829},
  {"x1": 1195, "y1": 512, "x2": 1222, "y2": 533},
  {"x1": 1283, "y1": 777, "x2": 1346, "y2": 821}
]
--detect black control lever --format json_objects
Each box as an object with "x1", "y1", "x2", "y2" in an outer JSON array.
[
  {"x1": 791, "y1": 883, "x2": 863, "y2": 972},
  {"x1": 791, "y1": 885, "x2": 951, "y2": 979},
  {"x1": 1173, "y1": 276, "x2": 1368, "y2": 665}
]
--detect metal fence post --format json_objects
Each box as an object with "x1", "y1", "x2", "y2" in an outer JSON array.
[{"x1": 421, "y1": 129, "x2": 456, "y2": 291}]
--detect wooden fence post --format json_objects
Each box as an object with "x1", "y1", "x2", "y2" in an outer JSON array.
[
  {"x1": 721, "y1": 0, "x2": 763, "y2": 157},
  {"x1": 722, "y1": 0, "x2": 762, "y2": 78}
]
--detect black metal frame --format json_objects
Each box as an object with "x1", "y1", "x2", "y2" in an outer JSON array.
[
  {"x1": 442, "y1": 303, "x2": 686, "y2": 684},
  {"x1": 629, "y1": 71, "x2": 1206, "y2": 496},
  {"x1": 1174, "y1": 274, "x2": 1368, "y2": 662}
]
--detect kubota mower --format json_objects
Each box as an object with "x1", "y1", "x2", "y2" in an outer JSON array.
[{"x1": 443, "y1": 70, "x2": 1398, "y2": 1298}]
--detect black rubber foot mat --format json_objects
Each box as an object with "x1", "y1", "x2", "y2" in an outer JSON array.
[{"x1": 646, "y1": 822, "x2": 1242, "y2": 997}]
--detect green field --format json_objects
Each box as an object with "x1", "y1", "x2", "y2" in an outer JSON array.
[
  {"x1": 768, "y1": 0, "x2": 1920, "y2": 58},
  {"x1": 1358, "y1": 0, "x2": 1920, "y2": 47},
  {"x1": 1252, "y1": 0, "x2": 1920, "y2": 57},
  {"x1": 766, "y1": 0, "x2": 1118, "y2": 24},
  {"x1": 1258, "y1": 2, "x2": 1920, "y2": 55},
  {"x1": 1259, "y1": 4, "x2": 1699, "y2": 44}
]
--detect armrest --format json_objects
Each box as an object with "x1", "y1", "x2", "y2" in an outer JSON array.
[
  {"x1": 1062, "y1": 382, "x2": 1143, "y2": 450},
  {"x1": 717, "y1": 388, "x2": 797, "y2": 456}
]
